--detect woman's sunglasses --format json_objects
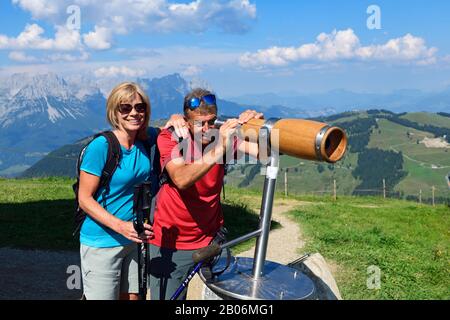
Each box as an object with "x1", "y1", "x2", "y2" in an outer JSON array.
[
  {"x1": 189, "y1": 94, "x2": 217, "y2": 109},
  {"x1": 118, "y1": 102, "x2": 147, "y2": 114}
]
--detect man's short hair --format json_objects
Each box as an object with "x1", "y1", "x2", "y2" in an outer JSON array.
[{"x1": 183, "y1": 88, "x2": 218, "y2": 116}]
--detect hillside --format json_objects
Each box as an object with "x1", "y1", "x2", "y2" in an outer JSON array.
[
  {"x1": 225, "y1": 110, "x2": 450, "y2": 201},
  {"x1": 21, "y1": 121, "x2": 167, "y2": 178}
]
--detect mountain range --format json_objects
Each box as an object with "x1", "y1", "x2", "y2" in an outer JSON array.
[
  {"x1": 0, "y1": 71, "x2": 449, "y2": 177},
  {"x1": 0, "y1": 72, "x2": 307, "y2": 177},
  {"x1": 227, "y1": 88, "x2": 450, "y2": 114}
]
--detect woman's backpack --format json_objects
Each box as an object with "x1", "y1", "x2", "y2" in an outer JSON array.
[{"x1": 72, "y1": 128, "x2": 161, "y2": 237}]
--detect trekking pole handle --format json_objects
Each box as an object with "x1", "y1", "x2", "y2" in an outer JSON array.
[
  {"x1": 192, "y1": 243, "x2": 222, "y2": 264},
  {"x1": 192, "y1": 229, "x2": 262, "y2": 263}
]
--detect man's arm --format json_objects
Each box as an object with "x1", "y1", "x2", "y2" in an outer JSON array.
[{"x1": 165, "y1": 149, "x2": 222, "y2": 190}]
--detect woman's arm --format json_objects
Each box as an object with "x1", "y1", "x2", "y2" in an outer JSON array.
[
  {"x1": 78, "y1": 171, "x2": 153, "y2": 243},
  {"x1": 162, "y1": 114, "x2": 189, "y2": 138}
]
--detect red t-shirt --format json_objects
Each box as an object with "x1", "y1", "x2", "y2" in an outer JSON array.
[{"x1": 150, "y1": 129, "x2": 226, "y2": 250}]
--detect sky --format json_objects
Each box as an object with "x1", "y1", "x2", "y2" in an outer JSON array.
[{"x1": 0, "y1": 0, "x2": 450, "y2": 97}]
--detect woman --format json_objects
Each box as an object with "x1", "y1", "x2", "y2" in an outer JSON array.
[{"x1": 77, "y1": 82, "x2": 185, "y2": 300}]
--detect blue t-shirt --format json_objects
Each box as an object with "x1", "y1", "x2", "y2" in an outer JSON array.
[{"x1": 79, "y1": 135, "x2": 151, "y2": 248}]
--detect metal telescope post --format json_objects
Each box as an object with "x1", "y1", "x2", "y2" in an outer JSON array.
[{"x1": 252, "y1": 120, "x2": 279, "y2": 281}]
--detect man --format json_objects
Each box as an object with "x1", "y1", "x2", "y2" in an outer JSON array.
[{"x1": 149, "y1": 88, "x2": 264, "y2": 300}]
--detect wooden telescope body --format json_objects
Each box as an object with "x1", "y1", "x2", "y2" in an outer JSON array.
[{"x1": 222, "y1": 118, "x2": 348, "y2": 163}]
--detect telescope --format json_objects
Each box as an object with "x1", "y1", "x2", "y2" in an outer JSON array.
[
  {"x1": 192, "y1": 116, "x2": 348, "y2": 300},
  {"x1": 214, "y1": 117, "x2": 348, "y2": 163}
]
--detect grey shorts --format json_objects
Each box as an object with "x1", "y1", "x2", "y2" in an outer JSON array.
[
  {"x1": 80, "y1": 243, "x2": 139, "y2": 300},
  {"x1": 149, "y1": 244, "x2": 196, "y2": 300}
]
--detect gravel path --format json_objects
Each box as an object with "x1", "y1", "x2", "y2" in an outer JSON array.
[
  {"x1": 0, "y1": 200, "x2": 308, "y2": 300},
  {"x1": 0, "y1": 248, "x2": 82, "y2": 300},
  {"x1": 236, "y1": 200, "x2": 306, "y2": 264}
]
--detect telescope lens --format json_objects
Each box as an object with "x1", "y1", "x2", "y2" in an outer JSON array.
[
  {"x1": 324, "y1": 129, "x2": 347, "y2": 163},
  {"x1": 325, "y1": 138, "x2": 331, "y2": 151}
]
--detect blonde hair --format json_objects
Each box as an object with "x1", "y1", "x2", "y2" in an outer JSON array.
[{"x1": 106, "y1": 82, "x2": 151, "y2": 141}]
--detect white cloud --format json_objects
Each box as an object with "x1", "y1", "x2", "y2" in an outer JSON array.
[
  {"x1": 8, "y1": 51, "x2": 38, "y2": 63},
  {"x1": 8, "y1": 50, "x2": 89, "y2": 64},
  {"x1": 240, "y1": 29, "x2": 438, "y2": 69},
  {"x1": 12, "y1": 0, "x2": 61, "y2": 19},
  {"x1": 83, "y1": 26, "x2": 113, "y2": 50},
  {"x1": 442, "y1": 55, "x2": 450, "y2": 65},
  {"x1": 355, "y1": 33, "x2": 437, "y2": 62},
  {"x1": 0, "y1": 23, "x2": 81, "y2": 51},
  {"x1": 181, "y1": 65, "x2": 202, "y2": 77},
  {"x1": 11, "y1": 0, "x2": 257, "y2": 52},
  {"x1": 48, "y1": 51, "x2": 90, "y2": 62},
  {"x1": 162, "y1": 0, "x2": 257, "y2": 33},
  {"x1": 94, "y1": 66, "x2": 146, "y2": 78}
]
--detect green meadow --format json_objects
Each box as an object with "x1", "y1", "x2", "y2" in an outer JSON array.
[{"x1": 0, "y1": 178, "x2": 448, "y2": 300}]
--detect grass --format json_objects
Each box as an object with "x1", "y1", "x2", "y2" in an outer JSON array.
[
  {"x1": 286, "y1": 194, "x2": 450, "y2": 300},
  {"x1": 400, "y1": 112, "x2": 450, "y2": 130},
  {"x1": 1, "y1": 178, "x2": 448, "y2": 300},
  {"x1": 0, "y1": 178, "x2": 82, "y2": 251},
  {"x1": 396, "y1": 158, "x2": 450, "y2": 199},
  {"x1": 369, "y1": 119, "x2": 433, "y2": 149},
  {"x1": 0, "y1": 178, "x2": 278, "y2": 253},
  {"x1": 226, "y1": 152, "x2": 360, "y2": 196},
  {"x1": 370, "y1": 119, "x2": 450, "y2": 167},
  {"x1": 368, "y1": 119, "x2": 450, "y2": 198}
]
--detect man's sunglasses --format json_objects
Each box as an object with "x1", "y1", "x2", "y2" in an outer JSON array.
[
  {"x1": 190, "y1": 117, "x2": 217, "y2": 127},
  {"x1": 189, "y1": 94, "x2": 217, "y2": 109},
  {"x1": 118, "y1": 102, "x2": 147, "y2": 114}
]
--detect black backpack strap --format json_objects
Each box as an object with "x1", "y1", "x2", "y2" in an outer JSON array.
[
  {"x1": 159, "y1": 127, "x2": 184, "y2": 187},
  {"x1": 73, "y1": 131, "x2": 121, "y2": 236},
  {"x1": 98, "y1": 131, "x2": 121, "y2": 208}
]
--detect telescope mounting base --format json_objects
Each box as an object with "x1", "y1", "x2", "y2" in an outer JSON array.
[{"x1": 199, "y1": 256, "x2": 316, "y2": 300}]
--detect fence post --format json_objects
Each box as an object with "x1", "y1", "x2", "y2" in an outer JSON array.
[
  {"x1": 432, "y1": 186, "x2": 435, "y2": 207},
  {"x1": 222, "y1": 183, "x2": 226, "y2": 201},
  {"x1": 333, "y1": 179, "x2": 337, "y2": 201},
  {"x1": 383, "y1": 179, "x2": 386, "y2": 199},
  {"x1": 284, "y1": 171, "x2": 288, "y2": 197},
  {"x1": 419, "y1": 189, "x2": 422, "y2": 204}
]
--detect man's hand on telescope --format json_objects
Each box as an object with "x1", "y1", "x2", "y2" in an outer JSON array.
[
  {"x1": 238, "y1": 109, "x2": 264, "y2": 125},
  {"x1": 235, "y1": 110, "x2": 266, "y2": 161},
  {"x1": 219, "y1": 119, "x2": 240, "y2": 153}
]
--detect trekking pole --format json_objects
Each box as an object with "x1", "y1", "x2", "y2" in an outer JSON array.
[
  {"x1": 133, "y1": 185, "x2": 145, "y2": 300},
  {"x1": 170, "y1": 261, "x2": 205, "y2": 300},
  {"x1": 140, "y1": 182, "x2": 153, "y2": 300},
  {"x1": 133, "y1": 182, "x2": 153, "y2": 301}
]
